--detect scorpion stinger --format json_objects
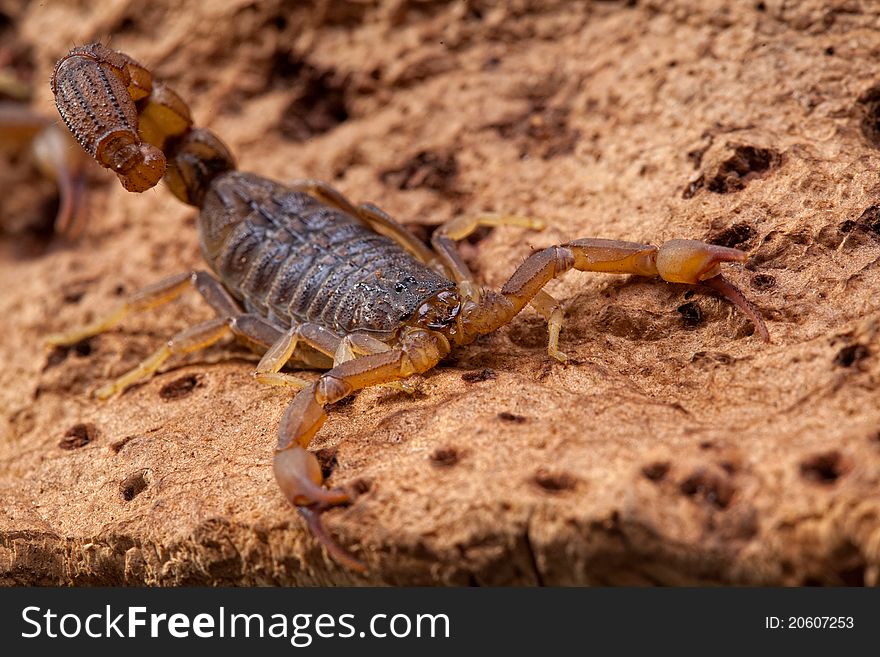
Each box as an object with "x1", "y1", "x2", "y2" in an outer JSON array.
[{"x1": 48, "y1": 44, "x2": 771, "y2": 574}]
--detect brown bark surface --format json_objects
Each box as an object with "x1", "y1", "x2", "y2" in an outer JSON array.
[{"x1": 1, "y1": 0, "x2": 879, "y2": 585}]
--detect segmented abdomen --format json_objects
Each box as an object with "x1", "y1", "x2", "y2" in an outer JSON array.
[{"x1": 199, "y1": 172, "x2": 454, "y2": 335}]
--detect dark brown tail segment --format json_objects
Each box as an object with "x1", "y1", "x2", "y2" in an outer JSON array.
[{"x1": 51, "y1": 43, "x2": 234, "y2": 206}]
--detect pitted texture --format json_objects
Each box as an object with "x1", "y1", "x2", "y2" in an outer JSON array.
[{"x1": 2, "y1": 0, "x2": 880, "y2": 586}]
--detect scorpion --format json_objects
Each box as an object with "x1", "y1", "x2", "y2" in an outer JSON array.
[{"x1": 47, "y1": 43, "x2": 769, "y2": 573}]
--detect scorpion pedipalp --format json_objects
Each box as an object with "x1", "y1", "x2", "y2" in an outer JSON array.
[
  {"x1": 702, "y1": 274, "x2": 770, "y2": 343},
  {"x1": 654, "y1": 239, "x2": 769, "y2": 341}
]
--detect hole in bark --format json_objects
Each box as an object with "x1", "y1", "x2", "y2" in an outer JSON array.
[
  {"x1": 315, "y1": 447, "x2": 339, "y2": 479},
  {"x1": 491, "y1": 105, "x2": 581, "y2": 160},
  {"x1": 708, "y1": 222, "x2": 755, "y2": 249},
  {"x1": 498, "y1": 411, "x2": 527, "y2": 424},
  {"x1": 641, "y1": 461, "x2": 670, "y2": 482},
  {"x1": 706, "y1": 145, "x2": 780, "y2": 193},
  {"x1": 800, "y1": 451, "x2": 847, "y2": 484},
  {"x1": 110, "y1": 435, "x2": 136, "y2": 454},
  {"x1": 857, "y1": 85, "x2": 880, "y2": 149},
  {"x1": 380, "y1": 150, "x2": 459, "y2": 193},
  {"x1": 719, "y1": 460, "x2": 738, "y2": 475},
  {"x1": 677, "y1": 302, "x2": 703, "y2": 327},
  {"x1": 430, "y1": 447, "x2": 460, "y2": 467},
  {"x1": 159, "y1": 374, "x2": 200, "y2": 400},
  {"x1": 350, "y1": 478, "x2": 372, "y2": 496},
  {"x1": 834, "y1": 344, "x2": 869, "y2": 368},
  {"x1": 678, "y1": 468, "x2": 733, "y2": 509},
  {"x1": 43, "y1": 339, "x2": 93, "y2": 371},
  {"x1": 62, "y1": 290, "x2": 85, "y2": 304},
  {"x1": 461, "y1": 368, "x2": 497, "y2": 383},
  {"x1": 681, "y1": 174, "x2": 704, "y2": 199},
  {"x1": 44, "y1": 346, "x2": 70, "y2": 370},
  {"x1": 73, "y1": 340, "x2": 93, "y2": 357},
  {"x1": 59, "y1": 423, "x2": 97, "y2": 450},
  {"x1": 751, "y1": 273, "x2": 776, "y2": 290},
  {"x1": 856, "y1": 205, "x2": 880, "y2": 236},
  {"x1": 121, "y1": 471, "x2": 149, "y2": 501},
  {"x1": 272, "y1": 49, "x2": 350, "y2": 142},
  {"x1": 533, "y1": 469, "x2": 576, "y2": 493}
]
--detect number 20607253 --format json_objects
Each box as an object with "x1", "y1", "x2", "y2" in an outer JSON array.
[{"x1": 765, "y1": 617, "x2": 854, "y2": 629}]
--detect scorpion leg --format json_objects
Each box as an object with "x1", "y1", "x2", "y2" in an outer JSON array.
[
  {"x1": 429, "y1": 213, "x2": 569, "y2": 361},
  {"x1": 46, "y1": 270, "x2": 239, "y2": 347},
  {"x1": 528, "y1": 290, "x2": 567, "y2": 363},
  {"x1": 431, "y1": 213, "x2": 546, "y2": 300},
  {"x1": 333, "y1": 333, "x2": 391, "y2": 365},
  {"x1": 288, "y1": 178, "x2": 360, "y2": 215},
  {"x1": 459, "y1": 238, "x2": 769, "y2": 344},
  {"x1": 254, "y1": 323, "x2": 341, "y2": 389},
  {"x1": 274, "y1": 328, "x2": 448, "y2": 572},
  {"x1": 94, "y1": 316, "x2": 230, "y2": 399},
  {"x1": 95, "y1": 312, "x2": 327, "y2": 399}
]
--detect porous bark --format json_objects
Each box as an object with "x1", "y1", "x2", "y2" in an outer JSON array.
[{"x1": 1, "y1": 0, "x2": 879, "y2": 585}]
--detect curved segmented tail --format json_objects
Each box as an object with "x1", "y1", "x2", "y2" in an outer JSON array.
[{"x1": 51, "y1": 43, "x2": 235, "y2": 206}]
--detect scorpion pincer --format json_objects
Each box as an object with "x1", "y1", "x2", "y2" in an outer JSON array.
[{"x1": 47, "y1": 44, "x2": 770, "y2": 573}]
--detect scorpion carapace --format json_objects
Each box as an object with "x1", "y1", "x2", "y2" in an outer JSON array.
[{"x1": 49, "y1": 44, "x2": 770, "y2": 573}]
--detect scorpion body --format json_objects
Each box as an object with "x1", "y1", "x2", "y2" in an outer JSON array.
[
  {"x1": 201, "y1": 172, "x2": 455, "y2": 338},
  {"x1": 48, "y1": 44, "x2": 769, "y2": 572}
]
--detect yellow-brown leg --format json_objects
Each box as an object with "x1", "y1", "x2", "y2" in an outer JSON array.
[
  {"x1": 273, "y1": 328, "x2": 449, "y2": 572},
  {"x1": 46, "y1": 269, "x2": 336, "y2": 397},
  {"x1": 95, "y1": 317, "x2": 230, "y2": 398},
  {"x1": 429, "y1": 213, "x2": 569, "y2": 359},
  {"x1": 46, "y1": 270, "x2": 240, "y2": 347},
  {"x1": 254, "y1": 323, "x2": 342, "y2": 389},
  {"x1": 430, "y1": 213, "x2": 545, "y2": 301},
  {"x1": 94, "y1": 311, "x2": 308, "y2": 399},
  {"x1": 529, "y1": 290, "x2": 567, "y2": 362},
  {"x1": 332, "y1": 332, "x2": 391, "y2": 365}
]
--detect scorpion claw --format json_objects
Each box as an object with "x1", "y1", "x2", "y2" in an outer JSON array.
[
  {"x1": 656, "y1": 239, "x2": 747, "y2": 284},
  {"x1": 274, "y1": 446, "x2": 350, "y2": 506},
  {"x1": 274, "y1": 446, "x2": 366, "y2": 572},
  {"x1": 655, "y1": 239, "x2": 769, "y2": 340},
  {"x1": 298, "y1": 506, "x2": 367, "y2": 574},
  {"x1": 702, "y1": 274, "x2": 770, "y2": 343}
]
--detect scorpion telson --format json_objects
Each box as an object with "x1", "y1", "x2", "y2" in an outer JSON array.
[{"x1": 48, "y1": 44, "x2": 770, "y2": 573}]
